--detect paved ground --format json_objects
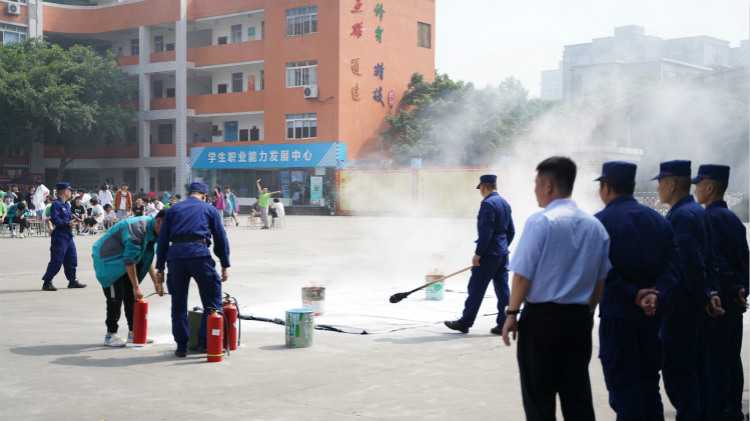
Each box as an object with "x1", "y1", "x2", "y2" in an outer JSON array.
[{"x1": 1, "y1": 215, "x2": 747, "y2": 421}]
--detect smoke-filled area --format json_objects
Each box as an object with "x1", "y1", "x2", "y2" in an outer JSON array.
[{"x1": 334, "y1": 69, "x2": 749, "y2": 278}]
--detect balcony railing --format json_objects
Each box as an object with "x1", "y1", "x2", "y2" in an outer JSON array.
[
  {"x1": 187, "y1": 90, "x2": 264, "y2": 115},
  {"x1": 117, "y1": 55, "x2": 139, "y2": 67},
  {"x1": 150, "y1": 50, "x2": 176, "y2": 63},
  {"x1": 44, "y1": 145, "x2": 139, "y2": 159},
  {"x1": 150, "y1": 144, "x2": 176, "y2": 157},
  {"x1": 187, "y1": 40, "x2": 263, "y2": 68},
  {"x1": 150, "y1": 97, "x2": 176, "y2": 110}
]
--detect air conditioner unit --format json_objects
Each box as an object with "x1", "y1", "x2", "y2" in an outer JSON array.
[
  {"x1": 6, "y1": 3, "x2": 20, "y2": 15},
  {"x1": 11, "y1": 147, "x2": 24, "y2": 157},
  {"x1": 303, "y1": 85, "x2": 319, "y2": 99}
]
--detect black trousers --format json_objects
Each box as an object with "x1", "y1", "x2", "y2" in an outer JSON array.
[
  {"x1": 102, "y1": 273, "x2": 135, "y2": 334},
  {"x1": 517, "y1": 302, "x2": 595, "y2": 421}
]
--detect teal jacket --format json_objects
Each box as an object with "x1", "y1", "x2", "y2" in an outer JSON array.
[{"x1": 92, "y1": 216, "x2": 158, "y2": 288}]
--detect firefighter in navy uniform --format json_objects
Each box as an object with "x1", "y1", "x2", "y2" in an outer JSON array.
[
  {"x1": 41, "y1": 182, "x2": 87, "y2": 291},
  {"x1": 155, "y1": 182, "x2": 230, "y2": 357},
  {"x1": 594, "y1": 162, "x2": 682, "y2": 421},
  {"x1": 444, "y1": 174, "x2": 515, "y2": 334},
  {"x1": 693, "y1": 164, "x2": 749, "y2": 421},
  {"x1": 654, "y1": 160, "x2": 724, "y2": 421}
]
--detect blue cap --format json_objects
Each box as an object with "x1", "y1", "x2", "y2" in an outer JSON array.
[
  {"x1": 595, "y1": 161, "x2": 636, "y2": 182},
  {"x1": 56, "y1": 182, "x2": 72, "y2": 191},
  {"x1": 651, "y1": 160, "x2": 691, "y2": 180},
  {"x1": 188, "y1": 182, "x2": 208, "y2": 194},
  {"x1": 476, "y1": 174, "x2": 497, "y2": 189},
  {"x1": 692, "y1": 164, "x2": 730, "y2": 184}
]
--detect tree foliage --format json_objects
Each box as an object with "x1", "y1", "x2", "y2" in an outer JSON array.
[
  {"x1": 382, "y1": 72, "x2": 557, "y2": 167},
  {"x1": 0, "y1": 38, "x2": 135, "y2": 180}
]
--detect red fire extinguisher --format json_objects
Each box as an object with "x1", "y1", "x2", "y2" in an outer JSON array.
[
  {"x1": 133, "y1": 299, "x2": 148, "y2": 345},
  {"x1": 223, "y1": 299, "x2": 238, "y2": 351},
  {"x1": 206, "y1": 310, "x2": 223, "y2": 362}
]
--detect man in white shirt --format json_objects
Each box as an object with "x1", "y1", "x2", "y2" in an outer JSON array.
[{"x1": 98, "y1": 184, "x2": 113, "y2": 209}]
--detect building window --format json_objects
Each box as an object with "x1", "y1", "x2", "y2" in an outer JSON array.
[
  {"x1": 130, "y1": 39, "x2": 139, "y2": 56},
  {"x1": 286, "y1": 6, "x2": 318, "y2": 37},
  {"x1": 231, "y1": 24, "x2": 242, "y2": 43},
  {"x1": 247, "y1": 27, "x2": 256, "y2": 41},
  {"x1": 0, "y1": 23, "x2": 27, "y2": 45},
  {"x1": 218, "y1": 36, "x2": 228, "y2": 45},
  {"x1": 217, "y1": 84, "x2": 228, "y2": 94},
  {"x1": 286, "y1": 60, "x2": 317, "y2": 87},
  {"x1": 286, "y1": 113, "x2": 317, "y2": 140},
  {"x1": 154, "y1": 35, "x2": 164, "y2": 53},
  {"x1": 260, "y1": 70, "x2": 265, "y2": 90},
  {"x1": 158, "y1": 124, "x2": 173, "y2": 144},
  {"x1": 232, "y1": 73, "x2": 243, "y2": 93},
  {"x1": 417, "y1": 22, "x2": 431, "y2": 48}
]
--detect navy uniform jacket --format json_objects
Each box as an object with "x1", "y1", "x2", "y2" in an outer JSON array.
[
  {"x1": 49, "y1": 197, "x2": 74, "y2": 236},
  {"x1": 475, "y1": 191, "x2": 515, "y2": 256},
  {"x1": 705, "y1": 200, "x2": 749, "y2": 312},
  {"x1": 667, "y1": 195, "x2": 719, "y2": 313},
  {"x1": 155, "y1": 196, "x2": 230, "y2": 271},
  {"x1": 595, "y1": 196, "x2": 681, "y2": 318}
]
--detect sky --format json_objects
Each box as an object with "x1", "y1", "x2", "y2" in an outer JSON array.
[{"x1": 435, "y1": 0, "x2": 750, "y2": 97}]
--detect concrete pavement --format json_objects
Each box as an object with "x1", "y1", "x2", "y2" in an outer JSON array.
[{"x1": 1, "y1": 215, "x2": 747, "y2": 420}]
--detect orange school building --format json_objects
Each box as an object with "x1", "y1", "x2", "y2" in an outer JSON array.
[{"x1": 5, "y1": 0, "x2": 434, "y2": 205}]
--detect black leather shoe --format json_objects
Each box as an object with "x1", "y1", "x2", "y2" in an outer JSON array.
[
  {"x1": 67, "y1": 281, "x2": 87, "y2": 288},
  {"x1": 444, "y1": 320, "x2": 469, "y2": 333},
  {"x1": 42, "y1": 282, "x2": 57, "y2": 291},
  {"x1": 490, "y1": 325, "x2": 503, "y2": 335},
  {"x1": 175, "y1": 350, "x2": 187, "y2": 357}
]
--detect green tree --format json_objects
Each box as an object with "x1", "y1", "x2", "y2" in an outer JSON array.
[
  {"x1": 0, "y1": 38, "x2": 135, "y2": 181},
  {"x1": 382, "y1": 72, "x2": 556, "y2": 166}
]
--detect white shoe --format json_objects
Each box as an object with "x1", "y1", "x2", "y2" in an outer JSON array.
[
  {"x1": 79, "y1": 231, "x2": 89, "y2": 236},
  {"x1": 104, "y1": 334, "x2": 126, "y2": 347},
  {"x1": 18, "y1": 234, "x2": 24, "y2": 239},
  {"x1": 10, "y1": 231, "x2": 16, "y2": 238}
]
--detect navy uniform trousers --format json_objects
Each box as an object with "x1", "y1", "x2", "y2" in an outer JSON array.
[
  {"x1": 167, "y1": 256, "x2": 222, "y2": 351},
  {"x1": 599, "y1": 316, "x2": 664, "y2": 421},
  {"x1": 660, "y1": 309, "x2": 702, "y2": 421},
  {"x1": 461, "y1": 254, "x2": 509, "y2": 327},
  {"x1": 42, "y1": 230, "x2": 77, "y2": 283}
]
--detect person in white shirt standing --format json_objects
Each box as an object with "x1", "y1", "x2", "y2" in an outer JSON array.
[{"x1": 98, "y1": 184, "x2": 113, "y2": 209}]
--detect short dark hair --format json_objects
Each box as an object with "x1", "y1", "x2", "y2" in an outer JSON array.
[
  {"x1": 122, "y1": 182, "x2": 129, "y2": 187},
  {"x1": 104, "y1": 204, "x2": 112, "y2": 210},
  {"x1": 89, "y1": 198, "x2": 99, "y2": 205},
  {"x1": 536, "y1": 156, "x2": 577, "y2": 197},
  {"x1": 273, "y1": 198, "x2": 280, "y2": 203},
  {"x1": 155, "y1": 209, "x2": 167, "y2": 219},
  {"x1": 175, "y1": 194, "x2": 181, "y2": 199},
  {"x1": 667, "y1": 176, "x2": 692, "y2": 194},
  {"x1": 706, "y1": 179, "x2": 728, "y2": 196},
  {"x1": 600, "y1": 178, "x2": 635, "y2": 196},
  {"x1": 480, "y1": 182, "x2": 497, "y2": 191}
]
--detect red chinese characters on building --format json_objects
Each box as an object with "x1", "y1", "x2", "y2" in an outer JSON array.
[
  {"x1": 352, "y1": 0, "x2": 364, "y2": 13},
  {"x1": 351, "y1": 22, "x2": 363, "y2": 38}
]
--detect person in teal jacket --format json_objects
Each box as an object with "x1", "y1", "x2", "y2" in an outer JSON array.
[{"x1": 92, "y1": 210, "x2": 165, "y2": 347}]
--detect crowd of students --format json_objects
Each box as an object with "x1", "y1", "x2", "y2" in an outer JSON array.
[{"x1": 0, "y1": 182, "x2": 181, "y2": 238}]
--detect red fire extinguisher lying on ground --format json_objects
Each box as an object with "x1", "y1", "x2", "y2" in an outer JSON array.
[{"x1": 133, "y1": 299, "x2": 148, "y2": 345}]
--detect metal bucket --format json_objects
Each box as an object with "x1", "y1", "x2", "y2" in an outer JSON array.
[
  {"x1": 285, "y1": 308, "x2": 314, "y2": 348},
  {"x1": 301, "y1": 287, "x2": 325, "y2": 316},
  {"x1": 425, "y1": 274, "x2": 444, "y2": 301}
]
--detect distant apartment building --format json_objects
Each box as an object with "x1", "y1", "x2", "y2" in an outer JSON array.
[
  {"x1": 1, "y1": 0, "x2": 435, "y2": 205},
  {"x1": 540, "y1": 63, "x2": 562, "y2": 101},
  {"x1": 541, "y1": 25, "x2": 747, "y2": 102}
]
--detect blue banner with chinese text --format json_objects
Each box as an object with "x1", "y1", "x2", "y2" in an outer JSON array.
[{"x1": 190, "y1": 142, "x2": 343, "y2": 169}]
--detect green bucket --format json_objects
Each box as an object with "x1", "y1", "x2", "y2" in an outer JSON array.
[
  {"x1": 285, "y1": 308, "x2": 314, "y2": 348},
  {"x1": 188, "y1": 307, "x2": 203, "y2": 351}
]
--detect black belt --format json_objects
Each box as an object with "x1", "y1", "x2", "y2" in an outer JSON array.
[
  {"x1": 57, "y1": 226, "x2": 72, "y2": 231},
  {"x1": 171, "y1": 236, "x2": 208, "y2": 246},
  {"x1": 493, "y1": 231, "x2": 506, "y2": 236}
]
